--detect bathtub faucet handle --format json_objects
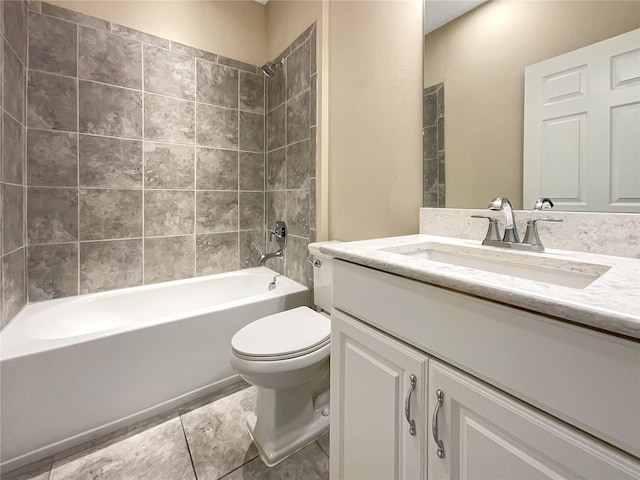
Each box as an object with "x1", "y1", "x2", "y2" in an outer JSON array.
[{"x1": 268, "y1": 221, "x2": 287, "y2": 247}]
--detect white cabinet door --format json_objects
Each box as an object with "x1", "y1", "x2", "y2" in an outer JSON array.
[
  {"x1": 428, "y1": 360, "x2": 640, "y2": 480},
  {"x1": 523, "y1": 28, "x2": 640, "y2": 212},
  {"x1": 330, "y1": 309, "x2": 428, "y2": 480}
]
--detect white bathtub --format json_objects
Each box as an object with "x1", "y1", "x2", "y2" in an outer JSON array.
[{"x1": 0, "y1": 267, "x2": 307, "y2": 471}]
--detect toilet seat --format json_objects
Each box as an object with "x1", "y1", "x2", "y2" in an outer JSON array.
[{"x1": 232, "y1": 307, "x2": 330, "y2": 361}]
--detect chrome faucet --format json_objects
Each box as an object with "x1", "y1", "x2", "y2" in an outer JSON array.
[
  {"x1": 259, "y1": 250, "x2": 284, "y2": 264},
  {"x1": 472, "y1": 196, "x2": 562, "y2": 252},
  {"x1": 488, "y1": 197, "x2": 520, "y2": 243},
  {"x1": 259, "y1": 221, "x2": 287, "y2": 265}
]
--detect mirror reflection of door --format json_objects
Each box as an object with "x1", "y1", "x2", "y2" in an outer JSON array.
[
  {"x1": 423, "y1": 1, "x2": 640, "y2": 211},
  {"x1": 523, "y1": 29, "x2": 640, "y2": 213}
]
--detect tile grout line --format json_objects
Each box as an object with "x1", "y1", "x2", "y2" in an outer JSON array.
[
  {"x1": 2, "y1": 102, "x2": 27, "y2": 131},
  {"x1": 141, "y1": 42, "x2": 146, "y2": 285},
  {"x1": 27, "y1": 66, "x2": 261, "y2": 115},
  {"x1": 23, "y1": 185, "x2": 263, "y2": 193},
  {"x1": 23, "y1": 126, "x2": 265, "y2": 154},
  {"x1": 263, "y1": 72, "x2": 267, "y2": 257},
  {"x1": 22, "y1": 1, "x2": 29, "y2": 307},
  {"x1": 177, "y1": 414, "x2": 199, "y2": 480},
  {"x1": 76, "y1": 19, "x2": 80, "y2": 296},
  {"x1": 193, "y1": 54, "x2": 198, "y2": 278},
  {"x1": 25, "y1": 229, "x2": 264, "y2": 247},
  {"x1": 282, "y1": 51, "x2": 287, "y2": 276},
  {"x1": 236, "y1": 69, "x2": 240, "y2": 270}
]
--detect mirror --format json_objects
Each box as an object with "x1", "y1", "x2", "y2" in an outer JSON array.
[{"x1": 423, "y1": 0, "x2": 640, "y2": 211}]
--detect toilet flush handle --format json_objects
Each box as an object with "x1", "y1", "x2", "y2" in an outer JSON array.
[{"x1": 307, "y1": 256, "x2": 321, "y2": 268}]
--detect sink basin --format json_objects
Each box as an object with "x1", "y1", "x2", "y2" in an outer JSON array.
[{"x1": 381, "y1": 242, "x2": 610, "y2": 289}]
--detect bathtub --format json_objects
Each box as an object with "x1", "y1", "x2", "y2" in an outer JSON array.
[{"x1": 0, "y1": 267, "x2": 307, "y2": 471}]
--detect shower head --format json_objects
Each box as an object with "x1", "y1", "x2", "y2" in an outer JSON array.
[{"x1": 261, "y1": 58, "x2": 284, "y2": 77}]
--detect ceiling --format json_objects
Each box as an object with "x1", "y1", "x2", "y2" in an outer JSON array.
[{"x1": 424, "y1": 0, "x2": 487, "y2": 34}]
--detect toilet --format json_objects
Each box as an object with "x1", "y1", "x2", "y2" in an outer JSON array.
[{"x1": 229, "y1": 241, "x2": 338, "y2": 467}]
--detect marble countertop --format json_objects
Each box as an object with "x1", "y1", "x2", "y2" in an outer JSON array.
[{"x1": 319, "y1": 235, "x2": 640, "y2": 339}]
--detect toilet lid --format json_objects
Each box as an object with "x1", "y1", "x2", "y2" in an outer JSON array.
[{"x1": 231, "y1": 307, "x2": 330, "y2": 359}]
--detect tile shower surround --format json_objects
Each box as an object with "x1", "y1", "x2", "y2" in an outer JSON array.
[
  {"x1": 22, "y1": 4, "x2": 264, "y2": 301},
  {"x1": 10, "y1": 2, "x2": 317, "y2": 310},
  {"x1": 265, "y1": 24, "x2": 318, "y2": 292},
  {"x1": 1, "y1": 0, "x2": 28, "y2": 327}
]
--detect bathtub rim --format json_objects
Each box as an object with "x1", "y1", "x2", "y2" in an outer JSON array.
[{"x1": 1, "y1": 267, "x2": 308, "y2": 361}]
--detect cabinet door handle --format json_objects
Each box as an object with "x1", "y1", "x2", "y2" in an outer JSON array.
[
  {"x1": 404, "y1": 374, "x2": 417, "y2": 436},
  {"x1": 431, "y1": 389, "x2": 445, "y2": 458}
]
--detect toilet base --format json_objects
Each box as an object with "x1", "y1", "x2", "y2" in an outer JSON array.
[{"x1": 246, "y1": 379, "x2": 330, "y2": 467}]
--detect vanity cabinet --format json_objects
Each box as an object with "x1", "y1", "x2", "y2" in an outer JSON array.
[{"x1": 330, "y1": 260, "x2": 640, "y2": 479}]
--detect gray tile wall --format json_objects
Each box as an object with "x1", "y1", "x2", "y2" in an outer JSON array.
[
  {"x1": 22, "y1": 2, "x2": 268, "y2": 303},
  {"x1": 265, "y1": 24, "x2": 317, "y2": 292},
  {"x1": 423, "y1": 82, "x2": 445, "y2": 207},
  {"x1": 1, "y1": 0, "x2": 28, "y2": 327}
]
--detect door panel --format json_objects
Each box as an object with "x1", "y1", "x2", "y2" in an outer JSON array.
[
  {"x1": 330, "y1": 310, "x2": 428, "y2": 480},
  {"x1": 428, "y1": 360, "x2": 640, "y2": 480},
  {"x1": 524, "y1": 28, "x2": 640, "y2": 212}
]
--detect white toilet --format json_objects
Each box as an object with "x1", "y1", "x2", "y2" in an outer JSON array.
[{"x1": 229, "y1": 242, "x2": 337, "y2": 466}]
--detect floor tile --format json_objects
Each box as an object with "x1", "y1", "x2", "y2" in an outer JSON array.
[
  {"x1": 316, "y1": 433, "x2": 330, "y2": 457},
  {"x1": 6, "y1": 384, "x2": 330, "y2": 480},
  {"x1": 48, "y1": 416, "x2": 195, "y2": 480},
  {"x1": 221, "y1": 443, "x2": 329, "y2": 480},
  {"x1": 181, "y1": 388, "x2": 258, "y2": 480}
]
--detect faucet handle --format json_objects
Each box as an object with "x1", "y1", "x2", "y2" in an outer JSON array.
[
  {"x1": 522, "y1": 218, "x2": 563, "y2": 249},
  {"x1": 533, "y1": 197, "x2": 554, "y2": 210},
  {"x1": 268, "y1": 221, "x2": 287, "y2": 246},
  {"x1": 471, "y1": 215, "x2": 500, "y2": 242}
]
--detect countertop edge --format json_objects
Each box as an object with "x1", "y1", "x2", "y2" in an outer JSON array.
[{"x1": 320, "y1": 244, "x2": 640, "y2": 340}]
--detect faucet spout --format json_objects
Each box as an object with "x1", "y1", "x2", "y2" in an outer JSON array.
[
  {"x1": 258, "y1": 249, "x2": 284, "y2": 264},
  {"x1": 488, "y1": 197, "x2": 520, "y2": 243}
]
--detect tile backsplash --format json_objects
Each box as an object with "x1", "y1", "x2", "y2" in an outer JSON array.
[
  {"x1": 5, "y1": 1, "x2": 318, "y2": 313},
  {"x1": 420, "y1": 208, "x2": 640, "y2": 259},
  {"x1": 1, "y1": 0, "x2": 28, "y2": 327}
]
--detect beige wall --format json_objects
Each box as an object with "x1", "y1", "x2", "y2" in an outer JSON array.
[
  {"x1": 48, "y1": 1, "x2": 267, "y2": 66},
  {"x1": 268, "y1": 1, "x2": 425, "y2": 242},
  {"x1": 424, "y1": 0, "x2": 640, "y2": 209},
  {"x1": 328, "y1": 0, "x2": 423, "y2": 240},
  {"x1": 266, "y1": 0, "x2": 322, "y2": 61}
]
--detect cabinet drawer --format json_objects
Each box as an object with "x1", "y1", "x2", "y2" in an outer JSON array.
[{"x1": 333, "y1": 260, "x2": 640, "y2": 458}]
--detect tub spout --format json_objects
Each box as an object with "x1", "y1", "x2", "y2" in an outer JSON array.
[{"x1": 259, "y1": 249, "x2": 284, "y2": 264}]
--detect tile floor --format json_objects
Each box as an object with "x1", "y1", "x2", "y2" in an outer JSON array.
[{"x1": 2, "y1": 387, "x2": 329, "y2": 480}]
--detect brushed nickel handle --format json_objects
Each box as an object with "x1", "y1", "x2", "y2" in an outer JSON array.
[
  {"x1": 404, "y1": 374, "x2": 417, "y2": 436},
  {"x1": 432, "y1": 389, "x2": 445, "y2": 458},
  {"x1": 471, "y1": 215, "x2": 500, "y2": 241},
  {"x1": 522, "y1": 218, "x2": 563, "y2": 248}
]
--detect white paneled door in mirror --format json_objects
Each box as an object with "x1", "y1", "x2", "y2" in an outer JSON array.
[{"x1": 524, "y1": 28, "x2": 640, "y2": 213}]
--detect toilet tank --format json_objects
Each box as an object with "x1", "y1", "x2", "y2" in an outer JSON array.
[{"x1": 308, "y1": 241, "x2": 341, "y2": 312}]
